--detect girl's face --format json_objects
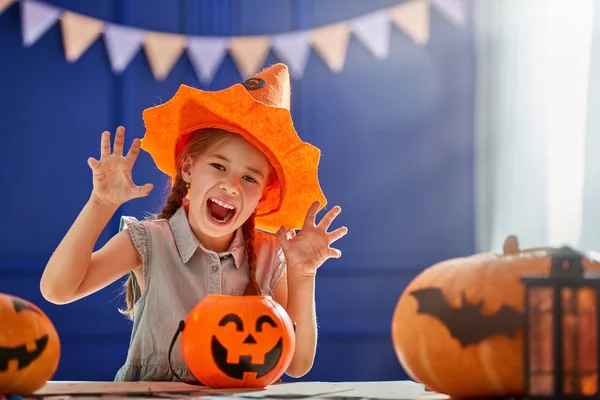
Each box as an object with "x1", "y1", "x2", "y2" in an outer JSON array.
[{"x1": 181, "y1": 133, "x2": 271, "y2": 250}]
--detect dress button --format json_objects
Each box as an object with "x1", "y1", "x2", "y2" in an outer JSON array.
[{"x1": 212, "y1": 265, "x2": 219, "y2": 272}]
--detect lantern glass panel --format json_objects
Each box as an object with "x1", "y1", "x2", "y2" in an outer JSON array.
[
  {"x1": 526, "y1": 284, "x2": 598, "y2": 397},
  {"x1": 527, "y1": 286, "x2": 554, "y2": 396},
  {"x1": 561, "y1": 286, "x2": 597, "y2": 396}
]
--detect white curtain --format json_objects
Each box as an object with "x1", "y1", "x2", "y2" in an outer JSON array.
[{"x1": 473, "y1": 0, "x2": 596, "y2": 253}]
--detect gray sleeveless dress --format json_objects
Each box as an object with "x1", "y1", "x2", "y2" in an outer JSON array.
[{"x1": 114, "y1": 205, "x2": 286, "y2": 382}]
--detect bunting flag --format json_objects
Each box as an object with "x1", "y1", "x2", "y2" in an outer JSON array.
[
  {"x1": 389, "y1": 0, "x2": 430, "y2": 45},
  {"x1": 1, "y1": 0, "x2": 468, "y2": 83},
  {"x1": 350, "y1": 10, "x2": 391, "y2": 59},
  {"x1": 19, "y1": 0, "x2": 61, "y2": 47},
  {"x1": 143, "y1": 32, "x2": 186, "y2": 81},
  {"x1": 271, "y1": 31, "x2": 311, "y2": 80},
  {"x1": 60, "y1": 11, "x2": 104, "y2": 62},
  {"x1": 229, "y1": 35, "x2": 271, "y2": 79},
  {"x1": 0, "y1": 0, "x2": 14, "y2": 14},
  {"x1": 431, "y1": 0, "x2": 467, "y2": 27},
  {"x1": 310, "y1": 23, "x2": 351, "y2": 73},
  {"x1": 187, "y1": 37, "x2": 228, "y2": 84},
  {"x1": 103, "y1": 24, "x2": 145, "y2": 74}
]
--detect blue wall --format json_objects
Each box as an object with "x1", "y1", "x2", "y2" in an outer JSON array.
[{"x1": 0, "y1": 0, "x2": 476, "y2": 382}]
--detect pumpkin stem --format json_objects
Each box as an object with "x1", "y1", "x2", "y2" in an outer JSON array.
[{"x1": 503, "y1": 235, "x2": 520, "y2": 255}]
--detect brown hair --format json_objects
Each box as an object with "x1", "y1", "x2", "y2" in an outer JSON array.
[{"x1": 120, "y1": 128, "x2": 278, "y2": 319}]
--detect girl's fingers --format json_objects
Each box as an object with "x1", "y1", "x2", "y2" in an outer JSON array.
[
  {"x1": 87, "y1": 157, "x2": 100, "y2": 170},
  {"x1": 113, "y1": 126, "x2": 126, "y2": 156},
  {"x1": 100, "y1": 131, "x2": 111, "y2": 158},
  {"x1": 328, "y1": 247, "x2": 342, "y2": 259},
  {"x1": 318, "y1": 206, "x2": 341, "y2": 231},
  {"x1": 327, "y1": 226, "x2": 348, "y2": 243},
  {"x1": 126, "y1": 138, "x2": 142, "y2": 164},
  {"x1": 133, "y1": 183, "x2": 153, "y2": 198},
  {"x1": 302, "y1": 201, "x2": 321, "y2": 230}
]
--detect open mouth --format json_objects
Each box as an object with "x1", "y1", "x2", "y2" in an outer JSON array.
[
  {"x1": 210, "y1": 335, "x2": 282, "y2": 379},
  {"x1": 206, "y1": 197, "x2": 237, "y2": 224}
]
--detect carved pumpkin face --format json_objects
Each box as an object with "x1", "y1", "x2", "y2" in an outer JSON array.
[
  {"x1": 181, "y1": 294, "x2": 295, "y2": 388},
  {"x1": 391, "y1": 236, "x2": 600, "y2": 399},
  {"x1": 0, "y1": 293, "x2": 60, "y2": 395}
]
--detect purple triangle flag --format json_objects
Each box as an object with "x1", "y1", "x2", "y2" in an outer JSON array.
[
  {"x1": 104, "y1": 23, "x2": 145, "y2": 74},
  {"x1": 271, "y1": 31, "x2": 311, "y2": 79},
  {"x1": 187, "y1": 36, "x2": 228, "y2": 84},
  {"x1": 350, "y1": 9, "x2": 391, "y2": 59},
  {"x1": 432, "y1": 0, "x2": 468, "y2": 27},
  {"x1": 20, "y1": 0, "x2": 62, "y2": 47}
]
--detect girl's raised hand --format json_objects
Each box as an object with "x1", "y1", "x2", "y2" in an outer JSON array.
[
  {"x1": 87, "y1": 126, "x2": 153, "y2": 207},
  {"x1": 276, "y1": 200, "x2": 348, "y2": 278}
]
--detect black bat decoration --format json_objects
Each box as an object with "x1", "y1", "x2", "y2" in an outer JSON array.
[{"x1": 410, "y1": 287, "x2": 523, "y2": 347}]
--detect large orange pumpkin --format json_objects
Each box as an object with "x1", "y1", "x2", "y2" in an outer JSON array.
[
  {"x1": 181, "y1": 294, "x2": 295, "y2": 388},
  {"x1": 0, "y1": 293, "x2": 60, "y2": 395},
  {"x1": 391, "y1": 236, "x2": 600, "y2": 398}
]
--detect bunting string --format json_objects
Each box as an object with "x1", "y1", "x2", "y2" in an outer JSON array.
[{"x1": 1, "y1": 0, "x2": 468, "y2": 83}]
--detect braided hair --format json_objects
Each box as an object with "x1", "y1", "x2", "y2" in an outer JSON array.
[{"x1": 241, "y1": 212, "x2": 261, "y2": 295}]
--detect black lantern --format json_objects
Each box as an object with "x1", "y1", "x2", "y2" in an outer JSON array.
[{"x1": 521, "y1": 246, "x2": 600, "y2": 399}]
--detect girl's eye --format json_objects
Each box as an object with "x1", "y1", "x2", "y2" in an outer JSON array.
[
  {"x1": 244, "y1": 176, "x2": 258, "y2": 184},
  {"x1": 211, "y1": 163, "x2": 225, "y2": 171}
]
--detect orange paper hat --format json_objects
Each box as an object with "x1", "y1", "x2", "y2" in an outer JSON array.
[{"x1": 140, "y1": 63, "x2": 327, "y2": 233}]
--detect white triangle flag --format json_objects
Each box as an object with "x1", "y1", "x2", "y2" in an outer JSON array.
[
  {"x1": 20, "y1": 0, "x2": 62, "y2": 47},
  {"x1": 60, "y1": 11, "x2": 104, "y2": 62},
  {"x1": 431, "y1": 0, "x2": 467, "y2": 27},
  {"x1": 104, "y1": 24, "x2": 146, "y2": 74},
  {"x1": 229, "y1": 35, "x2": 271, "y2": 79},
  {"x1": 310, "y1": 22, "x2": 350, "y2": 73},
  {"x1": 187, "y1": 37, "x2": 228, "y2": 84},
  {"x1": 0, "y1": 0, "x2": 15, "y2": 15},
  {"x1": 271, "y1": 31, "x2": 311, "y2": 79},
  {"x1": 143, "y1": 31, "x2": 186, "y2": 81},
  {"x1": 350, "y1": 10, "x2": 391, "y2": 59},
  {"x1": 389, "y1": 0, "x2": 431, "y2": 45}
]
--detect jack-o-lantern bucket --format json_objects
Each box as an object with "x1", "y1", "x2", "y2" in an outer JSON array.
[
  {"x1": 391, "y1": 236, "x2": 600, "y2": 399},
  {"x1": 0, "y1": 293, "x2": 60, "y2": 396},
  {"x1": 176, "y1": 294, "x2": 295, "y2": 388}
]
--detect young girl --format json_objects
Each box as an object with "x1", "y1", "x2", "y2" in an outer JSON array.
[{"x1": 39, "y1": 63, "x2": 347, "y2": 383}]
